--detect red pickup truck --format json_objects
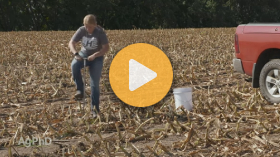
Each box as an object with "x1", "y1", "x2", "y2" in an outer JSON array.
[{"x1": 233, "y1": 23, "x2": 280, "y2": 103}]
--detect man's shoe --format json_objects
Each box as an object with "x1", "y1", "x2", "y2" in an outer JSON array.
[
  {"x1": 91, "y1": 110, "x2": 97, "y2": 118},
  {"x1": 74, "y1": 90, "x2": 83, "y2": 100}
]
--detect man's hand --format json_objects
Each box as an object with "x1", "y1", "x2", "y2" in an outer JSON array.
[
  {"x1": 88, "y1": 54, "x2": 96, "y2": 61},
  {"x1": 75, "y1": 55, "x2": 83, "y2": 61}
]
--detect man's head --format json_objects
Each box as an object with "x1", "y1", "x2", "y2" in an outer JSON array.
[{"x1": 83, "y1": 14, "x2": 97, "y2": 34}]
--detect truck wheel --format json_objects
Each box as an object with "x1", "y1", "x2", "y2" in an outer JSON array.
[{"x1": 260, "y1": 59, "x2": 280, "y2": 103}]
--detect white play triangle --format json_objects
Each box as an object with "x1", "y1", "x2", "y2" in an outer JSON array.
[{"x1": 129, "y1": 59, "x2": 157, "y2": 91}]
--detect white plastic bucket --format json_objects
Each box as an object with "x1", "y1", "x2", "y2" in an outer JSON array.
[{"x1": 173, "y1": 87, "x2": 193, "y2": 111}]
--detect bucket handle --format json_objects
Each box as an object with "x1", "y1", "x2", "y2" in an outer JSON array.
[
  {"x1": 175, "y1": 97, "x2": 192, "y2": 103},
  {"x1": 173, "y1": 91, "x2": 192, "y2": 94}
]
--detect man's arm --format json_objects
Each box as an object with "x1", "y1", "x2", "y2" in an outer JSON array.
[
  {"x1": 69, "y1": 27, "x2": 83, "y2": 55},
  {"x1": 68, "y1": 40, "x2": 78, "y2": 55},
  {"x1": 91, "y1": 43, "x2": 109, "y2": 58}
]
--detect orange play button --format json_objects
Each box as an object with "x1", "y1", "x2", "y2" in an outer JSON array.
[{"x1": 109, "y1": 43, "x2": 173, "y2": 107}]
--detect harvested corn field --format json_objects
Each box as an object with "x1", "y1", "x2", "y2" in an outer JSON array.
[{"x1": 1, "y1": 28, "x2": 280, "y2": 156}]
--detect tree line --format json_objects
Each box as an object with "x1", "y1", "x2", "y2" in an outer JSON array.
[{"x1": 1, "y1": 0, "x2": 280, "y2": 31}]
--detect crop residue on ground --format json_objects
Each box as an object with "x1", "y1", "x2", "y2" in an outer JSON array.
[{"x1": 1, "y1": 28, "x2": 280, "y2": 156}]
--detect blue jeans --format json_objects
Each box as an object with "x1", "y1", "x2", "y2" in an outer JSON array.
[{"x1": 71, "y1": 52, "x2": 103, "y2": 113}]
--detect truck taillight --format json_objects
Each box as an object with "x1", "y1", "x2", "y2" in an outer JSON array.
[{"x1": 235, "y1": 34, "x2": 240, "y2": 53}]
